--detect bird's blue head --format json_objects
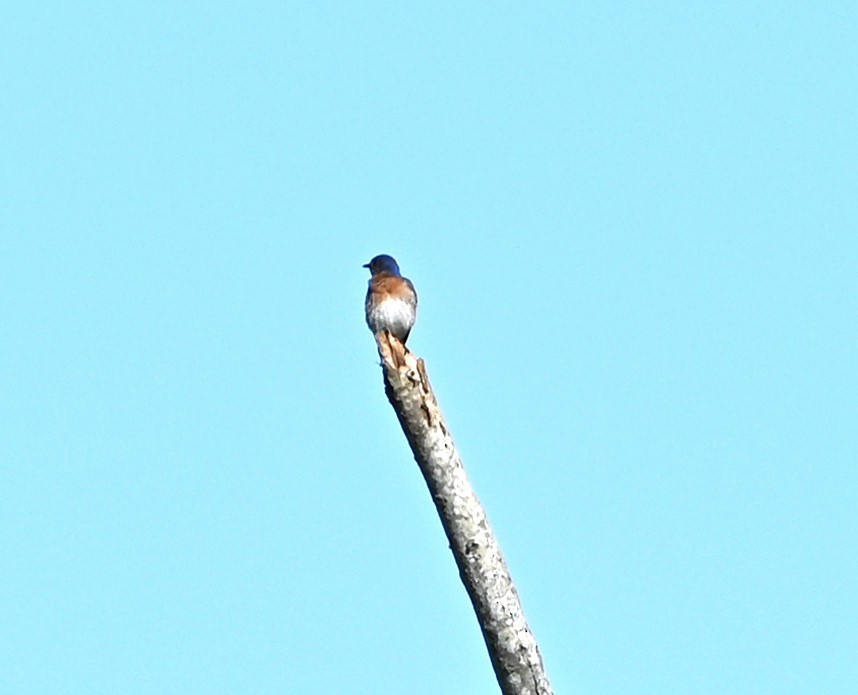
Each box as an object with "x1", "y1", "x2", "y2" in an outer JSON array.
[{"x1": 363, "y1": 254, "x2": 401, "y2": 277}]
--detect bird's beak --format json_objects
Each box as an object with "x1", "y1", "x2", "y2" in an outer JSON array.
[{"x1": 362, "y1": 262, "x2": 370, "y2": 269}]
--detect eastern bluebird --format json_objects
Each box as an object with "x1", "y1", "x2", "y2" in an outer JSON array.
[{"x1": 363, "y1": 254, "x2": 418, "y2": 344}]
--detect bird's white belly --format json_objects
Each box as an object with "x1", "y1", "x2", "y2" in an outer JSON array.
[{"x1": 366, "y1": 297, "x2": 416, "y2": 339}]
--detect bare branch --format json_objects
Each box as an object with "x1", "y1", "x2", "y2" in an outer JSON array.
[{"x1": 374, "y1": 332, "x2": 553, "y2": 695}]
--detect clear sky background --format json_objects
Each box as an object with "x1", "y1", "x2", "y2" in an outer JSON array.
[{"x1": 2, "y1": 3, "x2": 856, "y2": 693}]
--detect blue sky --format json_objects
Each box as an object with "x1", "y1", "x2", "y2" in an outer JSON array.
[{"x1": 2, "y1": 2, "x2": 856, "y2": 693}]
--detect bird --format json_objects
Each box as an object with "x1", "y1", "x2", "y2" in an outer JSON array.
[{"x1": 363, "y1": 254, "x2": 418, "y2": 344}]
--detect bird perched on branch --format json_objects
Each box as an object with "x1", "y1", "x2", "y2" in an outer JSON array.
[{"x1": 363, "y1": 254, "x2": 418, "y2": 344}]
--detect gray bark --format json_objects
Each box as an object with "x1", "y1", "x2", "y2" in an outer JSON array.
[{"x1": 373, "y1": 332, "x2": 553, "y2": 695}]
